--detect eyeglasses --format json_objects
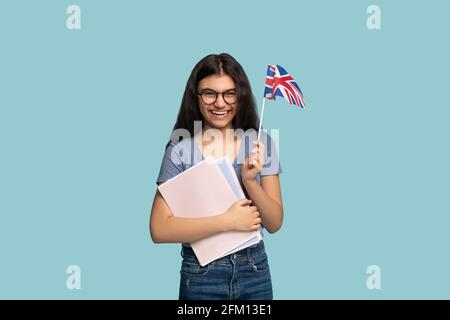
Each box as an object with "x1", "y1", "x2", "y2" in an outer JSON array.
[{"x1": 197, "y1": 89, "x2": 238, "y2": 105}]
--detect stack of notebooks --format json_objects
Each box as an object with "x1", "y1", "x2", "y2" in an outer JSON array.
[{"x1": 158, "y1": 156, "x2": 262, "y2": 266}]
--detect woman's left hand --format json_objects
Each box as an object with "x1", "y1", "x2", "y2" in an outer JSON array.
[{"x1": 241, "y1": 140, "x2": 265, "y2": 183}]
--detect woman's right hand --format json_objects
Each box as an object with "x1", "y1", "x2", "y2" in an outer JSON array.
[{"x1": 224, "y1": 199, "x2": 261, "y2": 232}]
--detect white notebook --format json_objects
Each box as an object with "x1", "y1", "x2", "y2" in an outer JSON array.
[{"x1": 158, "y1": 156, "x2": 261, "y2": 266}]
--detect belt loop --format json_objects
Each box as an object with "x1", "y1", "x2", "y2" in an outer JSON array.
[{"x1": 246, "y1": 245, "x2": 252, "y2": 263}]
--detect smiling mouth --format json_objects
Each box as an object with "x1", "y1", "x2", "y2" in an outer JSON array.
[
  {"x1": 208, "y1": 110, "x2": 232, "y2": 120},
  {"x1": 210, "y1": 110, "x2": 229, "y2": 116}
]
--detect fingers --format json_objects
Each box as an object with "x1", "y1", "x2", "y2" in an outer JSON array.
[
  {"x1": 251, "y1": 223, "x2": 261, "y2": 230},
  {"x1": 252, "y1": 213, "x2": 261, "y2": 230},
  {"x1": 249, "y1": 153, "x2": 262, "y2": 166},
  {"x1": 244, "y1": 155, "x2": 252, "y2": 167},
  {"x1": 236, "y1": 198, "x2": 252, "y2": 207},
  {"x1": 252, "y1": 141, "x2": 265, "y2": 156},
  {"x1": 244, "y1": 155, "x2": 255, "y2": 168},
  {"x1": 246, "y1": 210, "x2": 261, "y2": 231},
  {"x1": 251, "y1": 140, "x2": 264, "y2": 167},
  {"x1": 252, "y1": 140, "x2": 265, "y2": 149}
]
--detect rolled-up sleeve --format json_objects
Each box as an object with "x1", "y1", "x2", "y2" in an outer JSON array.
[{"x1": 156, "y1": 141, "x2": 184, "y2": 185}]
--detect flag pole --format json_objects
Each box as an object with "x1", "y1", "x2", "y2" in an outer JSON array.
[{"x1": 257, "y1": 97, "x2": 266, "y2": 142}]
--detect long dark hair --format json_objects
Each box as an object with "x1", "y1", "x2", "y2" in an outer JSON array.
[{"x1": 170, "y1": 53, "x2": 259, "y2": 142}]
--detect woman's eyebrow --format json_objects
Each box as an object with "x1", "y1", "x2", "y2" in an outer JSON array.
[{"x1": 199, "y1": 87, "x2": 236, "y2": 92}]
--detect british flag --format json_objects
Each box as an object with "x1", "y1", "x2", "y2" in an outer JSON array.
[{"x1": 264, "y1": 65, "x2": 305, "y2": 108}]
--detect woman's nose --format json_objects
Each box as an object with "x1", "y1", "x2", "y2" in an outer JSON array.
[{"x1": 214, "y1": 94, "x2": 227, "y2": 108}]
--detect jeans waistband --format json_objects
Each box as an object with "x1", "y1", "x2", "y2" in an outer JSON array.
[{"x1": 181, "y1": 240, "x2": 266, "y2": 265}]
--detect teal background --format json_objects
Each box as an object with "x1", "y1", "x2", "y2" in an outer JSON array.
[{"x1": 1, "y1": 0, "x2": 449, "y2": 299}]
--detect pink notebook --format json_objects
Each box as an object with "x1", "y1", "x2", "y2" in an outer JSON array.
[{"x1": 158, "y1": 156, "x2": 262, "y2": 266}]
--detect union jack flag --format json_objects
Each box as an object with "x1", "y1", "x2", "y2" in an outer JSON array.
[{"x1": 264, "y1": 65, "x2": 305, "y2": 108}]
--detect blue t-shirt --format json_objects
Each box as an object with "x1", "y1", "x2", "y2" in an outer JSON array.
[{"x1": 155, "y1": 129, "x2": 282, "y2": 246}]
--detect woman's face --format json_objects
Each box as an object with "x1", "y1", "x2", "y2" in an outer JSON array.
[{"x1": 197, "y1": 73, "x2": 238, "y2": 130}]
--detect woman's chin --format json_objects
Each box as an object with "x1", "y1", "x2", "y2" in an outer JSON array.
[{"x1": 205, "y1": 118, "x2": 234, "y2": 130}]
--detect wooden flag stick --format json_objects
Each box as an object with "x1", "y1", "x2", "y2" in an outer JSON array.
[{"x1": 257, "y1": 97, "x2": 267, "y2": 142}]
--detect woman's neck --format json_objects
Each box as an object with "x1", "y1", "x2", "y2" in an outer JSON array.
[
  {"x1": 197, "y1": 123, "x2": 241, "y2": 160},
  {"x1": 202, "y1": 124, "x2": 234, "y2": 139}
]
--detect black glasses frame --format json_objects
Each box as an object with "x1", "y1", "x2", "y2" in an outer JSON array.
[{"x1": 196, "y1": 89, "x2": 238, "y2": 105}]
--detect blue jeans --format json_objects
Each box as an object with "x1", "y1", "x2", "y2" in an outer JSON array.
[{"x1": 179, "y1": 241, "x2": 273, "y2": 300}]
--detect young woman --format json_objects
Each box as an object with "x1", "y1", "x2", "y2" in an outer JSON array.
[{"x1": 150, "y1": 53, "x2": 283, "y2": 300}]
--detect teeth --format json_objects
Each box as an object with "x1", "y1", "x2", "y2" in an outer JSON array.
[{"x1": 211, "y1": 111, "x2": 228, "y2": 115}]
